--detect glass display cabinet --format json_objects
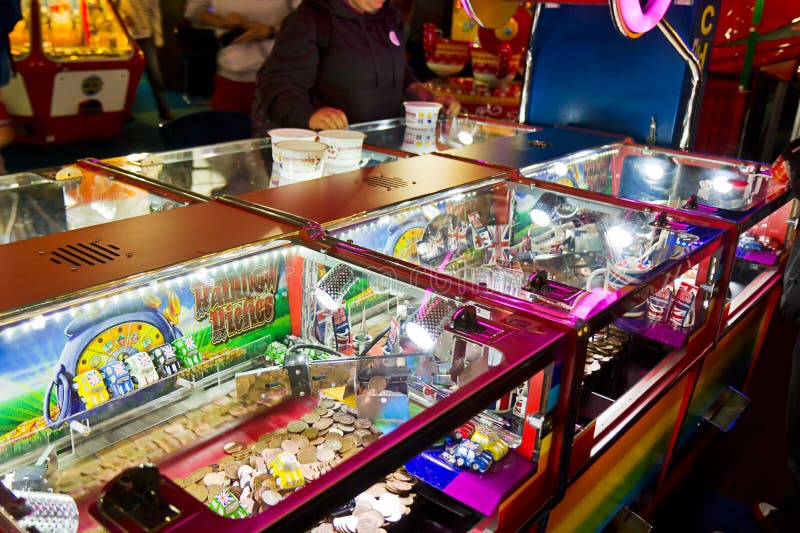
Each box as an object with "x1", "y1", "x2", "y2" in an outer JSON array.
[
  {"x1": 519, "y1": 142, "x2": 796, "y2": 333},
  {"x1": 0, "y1": 165, "x2": 194, "y2": 245},
  {"x1": 0, "y1": 202, "x2": 573, "y2": 532},
  {"x1": 93, "y1": 138, "x2": 401, "y2": 199},
  {"x1": 351, "y1": 115, "x2": 537, "y2": 156},
  {"x1": 325, "y1": 177, "x2": 731, "y2": 480}
]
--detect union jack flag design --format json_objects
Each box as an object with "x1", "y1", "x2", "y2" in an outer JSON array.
[
  {"x1": 447, "y1": 222, "x2": 470, "y2": 251},
  {"x1": 486, "y1": 225, "x2": 512, "y2": 265},
  {"x1": 161, "y1": 344, "x2": 175, "y2": 358},
  {"x1": 86, "y1": 370, "x2": 102, "y2": 386},
  {"x1": 216, "y1": 489, "x2": 235, "y2": 507},
  {"x1": 184, "y1": 337, "x2": 197, "y2": 351}
]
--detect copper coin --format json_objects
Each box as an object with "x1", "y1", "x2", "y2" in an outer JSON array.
[
  {"x1": 298, "y1": 446, "x2": 318, "y2": 464},
  {"x1": 287, "y1": 420, "x2": 309, "y2": 433},
  {"x1": 367, "y1": 376, "x2": 387, "y2": 393},
  {"x1": 186, "y1": 483, "x2": 208, "y2": 502},
  {"x1": 302, "y1": 413, "x2": 321, "y2": 424},
  {"x1": 223, "y1": 441, "x2": 244, "y2": 454},
  {"x1": 313, "y1": 418, "x2": 333, "y2": 430},
  {"x1": 316, "y1": 447, "x2": 336, "y2": 462},
  {"x1": 281, "y1": 439, "x2": 300, "y2": 454},
  {"x1": 354, "y1": 418, "x2": 372, "y2": 429}
]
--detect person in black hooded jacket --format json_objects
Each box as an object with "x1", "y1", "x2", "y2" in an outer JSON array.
[
  {"x1": 755, "y1": 137, "x2": 800, "y2": 532},
  {"x1": 253, "y1": 0, "x2": 459, "y2": 131}
]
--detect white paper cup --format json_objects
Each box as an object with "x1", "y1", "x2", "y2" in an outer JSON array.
[
  {"x1": 318, "y1": 129, "x2": 366, "y2": 166},
  {"x1": 273, "y1": 140, "x2": 327, "y2": 182},
  {"x1": 404, "y1": 101, "x2": 442, "y2": 129},
  {"x1": 401, "y1": 126, "x2": 437, "y2": 154},
  {"x1": 267, "y1": 128, "x2": 317, "y2": 145}
]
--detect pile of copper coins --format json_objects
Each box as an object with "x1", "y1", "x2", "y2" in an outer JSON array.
[
  {"x1": 176, "y1": 399, "x2": 388, "y2": 517},
  {"x1": 57, "y1": 393, "x2": 256, "y2": 500},
  {"x1": 309, "y1": 469, "x2": 417, "y2": 533},
  {"x1": 583, "y1": 326, "x2": 630, "y2": 378}
]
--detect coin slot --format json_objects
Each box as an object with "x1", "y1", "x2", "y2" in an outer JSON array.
[{"x1": 264, "y1": 381, "x2": 281, "y2": 388}]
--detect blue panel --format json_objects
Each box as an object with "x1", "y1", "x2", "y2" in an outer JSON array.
[{"x1": 524, "y1": 4, "x2": 708, "y2": 148}]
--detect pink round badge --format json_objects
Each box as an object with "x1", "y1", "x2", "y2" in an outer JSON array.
[{"x1": 389, "y1": 30, "x2": 400, "y2": 47}]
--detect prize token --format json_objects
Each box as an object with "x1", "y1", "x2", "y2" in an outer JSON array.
[
  {"x1": 312, "y1": 407, "x2": 329, "y2": 416},
  {"x1": 311, "y1": 436, "x2": 326, "y2": 446},
  {"x1": 224, "y1": 441, "x2": 244, "y2": 454},
  {"x1": 269, "y1": 437, "x2": 284, "y2": 449},
  {"x1": 338, "y1": 424, "x2": 355, "y2": 433},
  {"x1": 361, "y1": 434, "x2": 378, "y2": 446},
  {"x1": 319, "y1": 400, "x2": 335, "y2": 409},
  {"x1": 354, "y1": 428, "x2": 372, "y2": 438},
  {"x1": 328, "y1": 426, "x2": 344, "y2": 437},
  {"x1": 258, "y1": 432, "x2": 274, "y2": 442}
]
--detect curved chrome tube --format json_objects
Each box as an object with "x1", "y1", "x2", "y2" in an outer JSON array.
[{"x1": 657, "y1": 19, "x2": 702, "y2": 150}]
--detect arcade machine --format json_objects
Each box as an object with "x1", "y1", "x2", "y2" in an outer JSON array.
[
  {"x1": 0, "y1": 198, "x2": 574, "y2": 532},
  {"x1": 3, "y1": 0, "x2": 144, "y2": 144},
  {"x1": 0, "y1": 162, "x2": 196, "y2": 245}
]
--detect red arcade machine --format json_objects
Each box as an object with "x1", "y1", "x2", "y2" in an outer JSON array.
[{"x1": 2, "y1": 0, "x2": 144, "y2": 144}]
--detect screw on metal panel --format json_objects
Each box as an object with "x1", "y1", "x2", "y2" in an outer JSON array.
[
  {"x1": 528, "y1": 140, "x2": 551, "y2": 148},
  {"x1": 38, "y1": 250, "x2": 45, "y2": 255},
  {"x1": 126, "y1": 252, "x2": 133, "y2": 258},
  {"x1": 71, "y1": 266, "x2": 79, "y2": 272},
  {"x1": 92, "y1": 239, "x2": 100, "y2": 244}
]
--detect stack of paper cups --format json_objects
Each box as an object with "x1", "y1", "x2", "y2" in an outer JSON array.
[
  {"x1": 318, "y1": 129, "x2": 366, "y2": 175},
  {"x1": 267, "y1": 128, "x2": 317, "y2": 183},
  {"x1": 402, "y1": 101, "x2": 441, "y2": 154}
]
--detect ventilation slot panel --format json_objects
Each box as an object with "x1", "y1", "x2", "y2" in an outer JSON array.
[
  {"x1": 47, "y1": 241, "x2": 122, "y2": 268},
  {"x1": 363, "y1": 175, "x2": 409, "y2": 190}
]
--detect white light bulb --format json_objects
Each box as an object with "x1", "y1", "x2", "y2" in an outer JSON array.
[
  {"x1": 457, "y1": 131, "x2": 474, "y2": 145},
  {"x1": 551, "y1": 162, "x2": 569, "y2": 177},
  {"x1": 712, "y1": 176, "x2": 733, "y2": 193},
  {"x1": 422, "y1": 204, "x2": 440, "y2": 220},
  {"x1": 530, "y1": 209, "x2": 551, "y2": 227},
  {"x1": 643, "y1": 163, "x2": 665, "y2": 181},
  {"x1": 607, "y1": 226, "x2": 633, "y2": 247},
  {"x1": 406, "y1": 322, "x2": 435, "y2": 350},
  {"x1": 314, "y1": 288, "x2": 340, "y2": 311}
]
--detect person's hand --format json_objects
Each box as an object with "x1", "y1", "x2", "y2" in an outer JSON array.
[
  {"x1": 231, "y1": 23, "x2": 274, "y2": 44},
  {"x1": 221, "y1": 12, "x2": 248, "y2": 28},
  {"x1": 309, "y1": 107, "x2": 348, "y2": 130},
  {"x1": 433, "y1": 95, "x2": 461, "y2": 117}
]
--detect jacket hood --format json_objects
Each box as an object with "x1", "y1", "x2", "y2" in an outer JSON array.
[{"x1": 308, "y1": 0, "x2": 392, "y2": 21}]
